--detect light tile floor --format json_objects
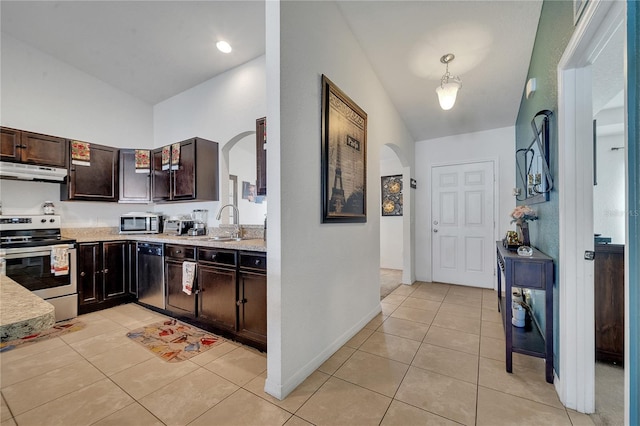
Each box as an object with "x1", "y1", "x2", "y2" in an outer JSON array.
[{"x1": 0, "y1": 282, "x2": 596, "y2": 426}]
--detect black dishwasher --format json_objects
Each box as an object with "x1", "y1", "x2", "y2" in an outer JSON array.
[{"x1": 137, "y1": 242, "x2": 165, "y2": 310}]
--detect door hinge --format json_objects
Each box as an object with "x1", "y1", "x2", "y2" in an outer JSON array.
[{"x1": 584, "y1": 251, "x2": 595, "y2": 261}]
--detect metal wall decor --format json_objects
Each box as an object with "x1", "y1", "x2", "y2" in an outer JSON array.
[
  {"x1": 516, "y1": 109, "x2": 554, "y2": 204},
  {"x1": 381, "y1": 175, "x2": 403, "y2": 216},
  {"x1": 321, "y1": 75, "x2": 368, "y2": 223}
]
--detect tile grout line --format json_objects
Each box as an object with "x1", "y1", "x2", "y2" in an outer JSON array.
[{"x1": 68, "y1": 317, "x2": 168, "y2": 426}]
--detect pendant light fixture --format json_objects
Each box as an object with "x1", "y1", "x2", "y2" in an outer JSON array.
[{"x1": 436, "y1": 53, "x2": 462, "y2": 110}]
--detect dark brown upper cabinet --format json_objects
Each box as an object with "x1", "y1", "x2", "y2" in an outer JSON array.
[
  {"x1": 1, "y1": 127, "x2": 67, "y2": 168},
  {"x1": 61, "y1": 142, "x2": 119, "y2": 202},
  {"x1": 152, "y1": 137, "x2": 219, "y2": 203},
  {"x1": 256, "y1": 117, "x2": 267, "y2": 196},
  {"x1": 119, "y1": 149, "x2": 151, "y2": 203}
]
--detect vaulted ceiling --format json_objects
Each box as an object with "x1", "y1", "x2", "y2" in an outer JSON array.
[{"x1": 1, "y1": 1, "x2": 545, "y2": 142}]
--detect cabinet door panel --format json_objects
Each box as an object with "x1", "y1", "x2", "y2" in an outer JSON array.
[
  {"x1": 0, "y1": 127, "x2": 20, "y2": 162},
  {"x1": 78, "y1": 243, "x2": 100, "y2": 305},
  {"x1": 119, "y1": 149, "x2": 151, "y2": 202},
  {"x1": 103, "y1": 242, "x2": 127, "y2": 299},
  {"x1": 198, "y1": 264, "x2": 236, "y2": 330},
  {"x1": 166, "y1": 260, "x2": 196, "y2": 315},
  {"x1": 128, "y1": 242, "x2": 138, "y2": 296},
  {"x1": 172, "y1": 140, "x2": 196, "y2": 199},
  {"x1": 22, "y1": 132, "x2": 66, "y2": 167},
  {"x1": 152, "y1": 148, "x2": 170, "y2": 201},
  {"x1": 70, "y1": 144, "x2": 118, "y2": 201},
  {"x1": 238, "y1": 271, "x2": 267, "y2": 344}
]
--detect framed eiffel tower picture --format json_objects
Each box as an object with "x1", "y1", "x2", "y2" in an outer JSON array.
[{"x1": 321, "y1": 74, "x2": 368, "y2": 223}]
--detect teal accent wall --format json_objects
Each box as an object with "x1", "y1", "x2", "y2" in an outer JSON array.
[
  {"x1": 514, "y1": 0, "x2": 575, "y2": 377},
  {"x1": 627, "y1": 1, "x2": 639, "y2": 423}
]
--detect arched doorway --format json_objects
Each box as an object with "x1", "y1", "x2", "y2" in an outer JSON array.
[
  {"x1": 380, "y1": 143, "x2": 414, "y2": 295},
  {"x1": 220, "y1": 130, "x2": 267, "y2": 225}
]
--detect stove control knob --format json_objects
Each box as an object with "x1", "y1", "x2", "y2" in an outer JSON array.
[
  {"x1": 49, "y1": 218, "x2": 55, "y2": 223},
  {"x1": 41, "y1": 219, "x2": 46, "y2": 223}
]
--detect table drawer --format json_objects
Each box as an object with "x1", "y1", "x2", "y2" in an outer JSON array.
[{"x1": 513, "y1": 262, "x2": 546, "y2": 289}]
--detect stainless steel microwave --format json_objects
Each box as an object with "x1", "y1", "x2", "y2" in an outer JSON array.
[{"x1": 119, "y1": 212, "x2": 162, "y2": 234}]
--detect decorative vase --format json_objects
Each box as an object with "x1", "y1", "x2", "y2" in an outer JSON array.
[{"x1": 517, "y1": 221, "x2": 531, "y2": 246}]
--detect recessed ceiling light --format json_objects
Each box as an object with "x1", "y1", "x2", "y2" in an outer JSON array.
[{"x1": 216, "y1": 41, "x2": 232, "y2": 53}]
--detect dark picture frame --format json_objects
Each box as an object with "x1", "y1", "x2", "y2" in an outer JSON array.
[
  {"x1": 381, "y1": 175, "x2": 403, "y2": 216},
  {"x1": 321, "y1": 75, "x2": 368, "y2": 223}
]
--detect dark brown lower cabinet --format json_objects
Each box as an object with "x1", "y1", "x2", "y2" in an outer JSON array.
[
  {"x1": 197, "y1": 248, "x2": 237, "y2": 332},
  {"x1": 128, "y1": 241, "x2": 138, "y2": 296},
  {"x1": 594, "y1": 243, "x2": 625, "y2": 365},
  {"x1": 154, "y1": 245, "x2": 267, "y2": 352},
  {"x1": 238, "y1": 252, "x2": 267, "y2": 348},
  {"x1": 165, "y1": 245, "x2": 197, "y2": 317},
  {"x1": 78, "y1": 241, "x2": 130, "y2": 314}
]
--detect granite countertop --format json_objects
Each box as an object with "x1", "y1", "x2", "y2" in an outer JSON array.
[
  {"x1": 62, "y1": 227, "x2": 267, "y2": 252},
  {"x1": 0, "y1": 275, "x2": 56, "y2": 341}
]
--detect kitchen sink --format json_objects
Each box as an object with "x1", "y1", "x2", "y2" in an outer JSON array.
[{"x1": 207, "y1": 236, "x2": 242, "y2": 242}]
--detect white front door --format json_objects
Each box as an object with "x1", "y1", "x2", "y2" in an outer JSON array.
[{"x1": 431, "y1": 161, "x2": 495, "y2": 288}]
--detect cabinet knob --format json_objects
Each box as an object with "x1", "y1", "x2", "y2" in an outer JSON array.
[
  {"x1": 211, "y1": 254, "x2": 216, "y2": 260},
  {"x1": 103, "y1": 268, "x2": 109, "y2": 274},
  {"x1": 254, "y1": 259, "x2": 261, "y2": 266},
  {"x1": 80, "y1": 271, "x2": 85, "y2": 277},
  {"x1": 176, "y1": 250, "x2": 182, "y2": 254},
  {"x1": 236, "y1": 298, "x2": 247, "y2": 306}
]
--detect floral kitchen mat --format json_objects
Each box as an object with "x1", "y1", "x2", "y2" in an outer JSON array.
[
  {"x1": 0, "y1": 319, "x2": 86, "y2": 352},
  {"x1": 126, "y1": 318, "x2": 225, "y2": 362}
]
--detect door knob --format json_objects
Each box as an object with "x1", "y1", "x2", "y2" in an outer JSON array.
[{"x1": 433, "y1": 229, "x2": 438, "y2": 233}]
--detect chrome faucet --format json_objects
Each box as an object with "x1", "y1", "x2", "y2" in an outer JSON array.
[{"x1": 216, "y1": 204, "x2": 241, "y2": 238}]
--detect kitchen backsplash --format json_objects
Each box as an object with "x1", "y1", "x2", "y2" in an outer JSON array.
[{"x1": 0, "y1": 179, "x2": 264, "y2": 227}]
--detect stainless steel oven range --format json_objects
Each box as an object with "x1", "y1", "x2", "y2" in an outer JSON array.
[{"x1": 0, "y1": 215, "x2": 77, "y2": 321}]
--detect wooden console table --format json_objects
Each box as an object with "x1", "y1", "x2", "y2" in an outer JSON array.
[{"x1": 496, "y1": 242, "x2": 554, "y2": 383}]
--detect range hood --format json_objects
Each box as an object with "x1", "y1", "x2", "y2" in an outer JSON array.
[{"x1": 0, "y1": 161, "x2": 67, "y2": 182}]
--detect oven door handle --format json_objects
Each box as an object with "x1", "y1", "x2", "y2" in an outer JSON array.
[
  {"x1": 2, "y1": 250, "x2": 53, "y2": 259},
  {"x1": 1, "y1": 246, "x2": 76, "y2": 259}
]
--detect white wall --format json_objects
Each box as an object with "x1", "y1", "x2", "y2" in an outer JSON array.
[
  {"x1": 593, "y1": 132, "x2": 626, "y2": 243},
  {"x1": 414, "y1": 126, "x2": 516, "y2": 284},
  {"x1": 380, "y1": 146, "x2": 403, "y2": 270},
  {"x1": 152, "y1": 55, "x2": 266, "y2": 228},
  {"x1": 264, "y1": 1, "x2": 415, "y2": 399},
  {"x1": 0, "y1": 34, "x2": 154, "y2": 226}
]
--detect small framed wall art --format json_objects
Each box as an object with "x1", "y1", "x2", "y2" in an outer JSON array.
[{"x1": 381, "y1": 175, "x2": 403, "y2": 216}]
